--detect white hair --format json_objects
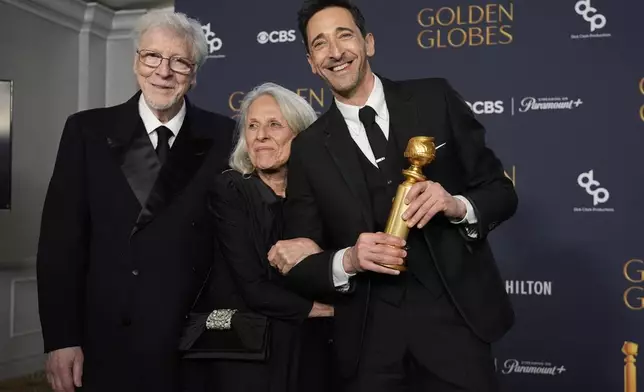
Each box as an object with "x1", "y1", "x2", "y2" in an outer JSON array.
[
  {"x1": 229, "y1": 82, "x2": 318, "y2": 175},
  {"x1": 133, "y1": 10, "x2": 208, "y2": 70}
]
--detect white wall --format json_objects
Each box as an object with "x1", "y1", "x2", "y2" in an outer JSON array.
[
  {"x1": 106, "y1": 10, "x2": 147, "y2": 106},
  {"x1": 0, "y1": 0, "x2": 153, "y2": 380}
]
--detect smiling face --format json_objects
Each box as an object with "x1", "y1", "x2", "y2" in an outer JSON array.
[
  {"x1": 134, "y1": 26, "x2": 195, "y2": 115},
  {"x1": 244, "y1": 94, "x2": 294, "y2": 172},
  {"x1": 305, "y1": 6, "x2": 375, "y2": 100}
]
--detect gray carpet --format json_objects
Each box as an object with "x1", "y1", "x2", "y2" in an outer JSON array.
[{"x1": 0, "y1": 371, "x2": 51, "y2": 392}]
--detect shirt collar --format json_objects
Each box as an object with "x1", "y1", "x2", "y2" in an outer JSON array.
[
  {"x1": 138, "y1": 94, "x2": 186, "y2": 137},
  {"x1": 335, "y1": 74, "x2": 389, "y2": 136}
]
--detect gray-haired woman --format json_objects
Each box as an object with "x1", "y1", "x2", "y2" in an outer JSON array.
[{"x1": 181, "y1": 82, "x2": 335, "y2": 392}]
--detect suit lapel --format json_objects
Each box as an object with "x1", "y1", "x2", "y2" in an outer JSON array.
[
  {"x1": 106, "y1": 92, "x2": 162, "y2": 208},
  {"x1": 323, "y1": 103, "x2": 374, "y2": 231},
  {"x1": 380, "y1": 76, "x2": 424, "y2": 155},
  {"x1": 131, "y1": 105, "x2": 213, "y2": 235},
  {"x1": 380, "y1": 76, "x2": 442, "y2": 258}
]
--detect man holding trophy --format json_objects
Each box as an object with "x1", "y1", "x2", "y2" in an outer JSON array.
[{"x1": 268, "y1": 1, "x2": 518, "y2": 391}]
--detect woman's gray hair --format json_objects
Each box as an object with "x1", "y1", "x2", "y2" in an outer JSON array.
[
  {"x1": 229, "y1": 82, "x2": 318, "y2": 175},
  {"x1": 134, "y1": 10, "x2": 208, "y2": 70}
]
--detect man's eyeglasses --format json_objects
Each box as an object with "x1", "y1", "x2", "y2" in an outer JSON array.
[{"x1": 136, "y1": 49, "x2": 195, "y2": 75}]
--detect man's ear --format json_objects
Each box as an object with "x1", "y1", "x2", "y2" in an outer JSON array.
[
  {"x1": 306, "y1": 53, "x2": 318, "y2": 75},
  {"x1": 365, "y1": 33, "x2": 375, "y2": 57}
]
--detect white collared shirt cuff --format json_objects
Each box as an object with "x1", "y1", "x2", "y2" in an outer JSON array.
[
  {"x1": 332, "y1": 247, "x2": 355, "y2": 291},
  {"x1": 450, "y1": 195, "x2": 477, "y2": 224},
  {"x1": 451, "y1": 196, "x2": 479, "y2": 238}
]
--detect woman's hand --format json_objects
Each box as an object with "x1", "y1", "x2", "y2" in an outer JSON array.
[
  {"x1": 267, "y1": 238, "x2": 322, "y2": 275},
  {"x1": 308, "y1": 301, "x2": 334, "y2": 318}
]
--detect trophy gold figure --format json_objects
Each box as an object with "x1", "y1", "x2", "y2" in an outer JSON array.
[
  {"x1": 623, "y1": 341, "x2": 638, "y2": 392},
  {"x1": 378, "y1": 136, "x2": 436, "y2": 271}
]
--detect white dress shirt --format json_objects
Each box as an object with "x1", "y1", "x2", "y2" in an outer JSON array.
[
  {"x1": 138, "y1": 94, "x2": 186, "y2": 148},
  {"x1": 331, "y1": 74, "x2": 478, "y2": 289}
]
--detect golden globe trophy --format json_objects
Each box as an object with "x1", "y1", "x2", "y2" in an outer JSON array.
[
  {"x1": 623, "y1": 341, "x2": 638, "y2": 392},
  {"x1": 378, "y1": 136, "x2": 436, "y2": 271}
]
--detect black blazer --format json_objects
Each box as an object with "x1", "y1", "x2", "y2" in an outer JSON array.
[
  {"x1": 186, "y1": 169, "x2": 326, "y2": 392},
  {"x1": 203, "y1": 170, "x2": 313, "y2": 319},
  {"x1": 36, "y1": 92, "x2": 235, "y2": 392},
  {"x1": 282, "y1": 76, "x2": 518, "y2": 378}
]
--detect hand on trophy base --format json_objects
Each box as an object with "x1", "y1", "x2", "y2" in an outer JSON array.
[
  {"x1": 376, "y1": 261, "x2": 407, "y2": 272},
  {"x1": 376, "y1": 244, "x2": 409, "y2": 271},
  {"x1": 342, "y1": 233, "x2": 407, "y2": 276}
]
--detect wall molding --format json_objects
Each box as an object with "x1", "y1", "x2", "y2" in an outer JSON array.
[
  {"x1": 0, "y1": 0, "x2": 154, "y2": 40},
  {"x1": 0, "y1": 256, "x2": 36, "y2": 271},
  {"x1": 9, "y1": 277, "x2": 40, "y2": 339},
  {"x1": 82, "y1": 3, "x2": 116, "y2": 39},
  {"x1": 0, "y1": 0, "x2": 88, "y2": 33},
  {"x1": 110, "y1": 9, "x2": 147, "y2": 40}
]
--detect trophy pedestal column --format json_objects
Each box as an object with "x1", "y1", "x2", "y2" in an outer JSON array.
[{"x1": 376, "y1": 136, "x2": 436, "y2": 272}]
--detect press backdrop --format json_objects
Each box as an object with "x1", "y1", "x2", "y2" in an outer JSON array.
[{"x1": 173, "y1": 0, "x2": 644, "y2": 390}]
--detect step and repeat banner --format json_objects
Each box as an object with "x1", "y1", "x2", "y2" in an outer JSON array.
[{"x1": 174, "y1": 0, "x2": 643, "y2": 390}]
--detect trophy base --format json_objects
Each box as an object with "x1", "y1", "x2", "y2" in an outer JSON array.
[{"x1": 376, "y1": 263, "x2": 407, "y2": 272}]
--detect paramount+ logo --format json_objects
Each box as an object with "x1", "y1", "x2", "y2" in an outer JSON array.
[{"x1": 417, "y1": 3, "x2": 513, "y2": 49}]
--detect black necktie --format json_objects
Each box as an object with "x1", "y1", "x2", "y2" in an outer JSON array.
[
  {"x1": 155, "y1": 126, "x2": 172, "y2": 165},
  {"x1": 358, "y1": 106, "x2": 387, "y2": 167}
]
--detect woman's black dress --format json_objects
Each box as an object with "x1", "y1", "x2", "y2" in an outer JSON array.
[{"x1": 181, "y1": 169, "x2": 334, "y2": 392}]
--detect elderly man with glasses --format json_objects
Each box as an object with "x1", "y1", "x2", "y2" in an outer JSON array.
[{"x1": 36, "y1": 10, "x2": 235, "y2": 392}]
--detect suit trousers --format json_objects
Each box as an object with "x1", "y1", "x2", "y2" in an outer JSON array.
[{"x1": 345, "y1": 274, "x2": 499, "y2": 392}]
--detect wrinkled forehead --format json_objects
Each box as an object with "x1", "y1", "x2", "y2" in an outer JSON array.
[{"x1": 247, "y1": 95, "x2": 285, "y2": 120}]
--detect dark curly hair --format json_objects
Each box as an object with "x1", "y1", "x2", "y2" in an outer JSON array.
[{"x1": 297, "y1": 0, "x2": 368, "y2": 52}]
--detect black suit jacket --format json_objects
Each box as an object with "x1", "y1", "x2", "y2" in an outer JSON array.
[
  {"x1": 203, "y1": 170, "x2": 313, "y2": 320},
  {"x1": 36, "y1": 92, "x2": 235, "y2": 392},
  {"x1": 282, "y1": 76, "x2": 517, "y2": 378}
]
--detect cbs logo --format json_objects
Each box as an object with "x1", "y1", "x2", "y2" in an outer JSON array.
[
  {"x1": 257, "y1": 30, "x2": 297, "y2": 44},
  {"x1": 466, "y1": 100, "x2": 504, "y2": 114},
  {"x1": 624, "y1": 259, "x2": 644, "y2": 310}
]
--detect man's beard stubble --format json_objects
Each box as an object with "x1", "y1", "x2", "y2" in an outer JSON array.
[{"x1": 322, "y1": 55, "x2": 368, "y2": 100}]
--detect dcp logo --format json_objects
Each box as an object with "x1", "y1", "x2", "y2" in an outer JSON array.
[
  {"x1": 574, "y1": 0, "x2": 607, "y2": 32},
  {"x1": 466, "y1": 100, "x2": 504, "y2": 115},
  {"x1": 201, "y1": 23, "x2": 222, "y2": 54},
  {"x1": 577, "y1": 170, "x2": 609, "y2": 205},
  {"x1": 257, "y1": 30, "x2": 297, "y2": 44}
]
